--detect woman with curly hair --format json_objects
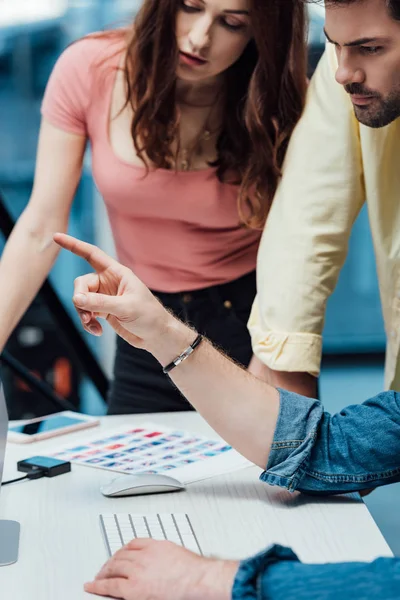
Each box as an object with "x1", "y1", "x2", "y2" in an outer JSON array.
[{"x1": 0, "y1": 0, "x2": 307, "y2": 414}]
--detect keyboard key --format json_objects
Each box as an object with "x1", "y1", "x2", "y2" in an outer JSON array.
[{"x1": 100, "y1": 514, "x2": 202, "y2": 556}]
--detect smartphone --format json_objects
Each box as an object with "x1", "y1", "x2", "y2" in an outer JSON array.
[{"x1": 7, "y1": 410, "x2": 100, "y2": 444}]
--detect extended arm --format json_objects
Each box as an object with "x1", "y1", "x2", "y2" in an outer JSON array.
[
  {"x1": 54, "y1": 234, "x2": 400, "y2": 492},
  {"x1": 0, "y1": 121, "x2": 85, "y2": 351}
]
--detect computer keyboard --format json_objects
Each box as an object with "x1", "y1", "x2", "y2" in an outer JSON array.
[{"x1": 100, "y1": 513, "x2": 203, "y2": 556}]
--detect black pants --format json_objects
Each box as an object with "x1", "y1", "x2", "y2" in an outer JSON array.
[{"x1": 107, "y1": 270, "x2": 256, "y2": 414}]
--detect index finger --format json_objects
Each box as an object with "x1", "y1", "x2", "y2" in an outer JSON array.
[{"x1": 53, "y1": 233, "x2": 118, "y2": 273}]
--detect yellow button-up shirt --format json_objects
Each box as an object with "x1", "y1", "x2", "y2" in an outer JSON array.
[{"x1": 249, "y1": 44, "x2": 400, "y2": 390}]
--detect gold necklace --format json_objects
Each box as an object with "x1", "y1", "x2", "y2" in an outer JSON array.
[
  {"x1": 180, "y1": 128, "x2": 212, "y2": 171},
  {"x1": 177, "y1": 91, "x2": 221, "y2": 171}
]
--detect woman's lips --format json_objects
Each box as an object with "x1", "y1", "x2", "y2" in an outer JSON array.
[{"x1": 179, "y1": 51, "x2": 207, "y2": 67}]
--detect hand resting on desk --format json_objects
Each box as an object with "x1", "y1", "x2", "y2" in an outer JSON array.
[{"x1": 85, "y1": 538, "x2": 238, "y2": 600}]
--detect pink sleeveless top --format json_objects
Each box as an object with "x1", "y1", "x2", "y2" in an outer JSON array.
[{"x1": 41, "y1": 36, "x2": 261, "y2": 292}]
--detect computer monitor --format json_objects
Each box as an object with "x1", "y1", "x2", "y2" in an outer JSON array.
[
  {"x1": 0, "y1": 383, "x2": 7, "y2": 484},
  {"x1": 0, "y1": 382, "x2": 20, "y2": 566}
]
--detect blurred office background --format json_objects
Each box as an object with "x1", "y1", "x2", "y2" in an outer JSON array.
[{"x1": 0, "y1": 0, "x2": 396, "y2": 554}]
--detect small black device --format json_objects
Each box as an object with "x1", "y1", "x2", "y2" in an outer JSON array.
[{"x1": 17, "y1": 456, "x2": 71, "y2": 477}]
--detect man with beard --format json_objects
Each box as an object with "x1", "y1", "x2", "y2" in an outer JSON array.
[{"x1": 249, "y1": 0, "x2": 400, "y2": 405}]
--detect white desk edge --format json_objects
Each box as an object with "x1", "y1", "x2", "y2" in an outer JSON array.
[{"x1": 0, "y1": 412, "x2": 393, "y2": 600}]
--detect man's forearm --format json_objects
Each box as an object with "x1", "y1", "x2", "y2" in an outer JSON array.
[
  {"x1": 147, "y1": 318, "x2": 280, "y2": 470},
  {"x1": 233, "y1": 545, "x2": 400, "y2": 600},
  {"x1": 248, "y1": 356, "x2": 318, "y2": 398},
  {"x1": 266, "y1": 368, "x2": 318, "y2": 398}
]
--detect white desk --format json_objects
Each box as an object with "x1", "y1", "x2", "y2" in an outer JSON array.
[{"x1": 0, "y1": 413, "x2": 393, "y2": 600}]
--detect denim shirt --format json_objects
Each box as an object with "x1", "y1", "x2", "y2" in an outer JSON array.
[
  {"x1": 231, "y1": 389, "x2": 400, "y2": 598},
  {"x1": 232, "y1": 545, "x2": 400, "y2": 599},
  {"x1": 262, "y1": 388, "x2": 400, "y2": 494}
]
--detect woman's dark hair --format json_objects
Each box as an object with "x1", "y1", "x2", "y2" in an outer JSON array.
[
  {"x1": 98, "y1": 0, "x2": 308, "y2": 229},
  {"x1": 321, "y1": 0, "x2": 400, "y2": 19}
]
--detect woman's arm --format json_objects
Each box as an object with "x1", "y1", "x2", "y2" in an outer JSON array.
[{"x1": 0, "y1": 120, "x2": 86, "y2": 351}]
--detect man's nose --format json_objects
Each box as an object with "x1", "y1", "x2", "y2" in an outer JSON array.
[{"x1": 335, "y1": 52, "x2": 365, "y2": 86}]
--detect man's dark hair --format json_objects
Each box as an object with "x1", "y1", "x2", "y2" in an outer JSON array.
[{"x1": 321, "y1": 0, "x2": 400, "y2": 19}]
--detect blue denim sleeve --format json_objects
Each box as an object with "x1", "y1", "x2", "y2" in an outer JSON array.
[
  {"x1": 232, "y1": 545, "x2": 299, "y2": 599},
  {"x1": 261, "y1": 389, "x2": 400, "y2": 494},
  {"x1": 232, "y1": 545, "x2": 400, "y2": 600}
]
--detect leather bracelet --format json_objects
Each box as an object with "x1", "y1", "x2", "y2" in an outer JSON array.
[{"x1": 162, "y1": 334, "x2": 203, "y2": 374}]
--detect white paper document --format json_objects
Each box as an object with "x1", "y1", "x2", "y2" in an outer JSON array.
[{"x1": 43, "y1": 422, "x2": 251, "y2": 484}]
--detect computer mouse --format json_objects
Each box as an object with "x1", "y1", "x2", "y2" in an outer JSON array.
[{"x1": 100, "y1": 473, "x2": 186, "y2": 497}]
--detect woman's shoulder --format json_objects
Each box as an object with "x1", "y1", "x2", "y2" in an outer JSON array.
[
  {"x1": 41, "y1": 31, "x2": 126, "y2": 136},
  {"x1": 56, "y1": 31, "x2": 126, "y2": 78}
]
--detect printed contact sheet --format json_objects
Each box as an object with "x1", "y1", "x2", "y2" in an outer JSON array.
[{"x1": 43, "y1": 423, "x2": 251, "y2": 484}]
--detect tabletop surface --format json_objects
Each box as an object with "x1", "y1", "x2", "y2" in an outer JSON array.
[{"x1": 0, "y1": 412, "x2": 393, "y2": 600}]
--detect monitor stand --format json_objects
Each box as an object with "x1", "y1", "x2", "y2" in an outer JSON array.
[{"x1": 0, "y1": 520, "x2": 20, "y2": 566}]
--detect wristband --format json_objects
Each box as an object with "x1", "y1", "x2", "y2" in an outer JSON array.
[{"x1": 162, "y1": 334, "x2": 203, "y2": 374}]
